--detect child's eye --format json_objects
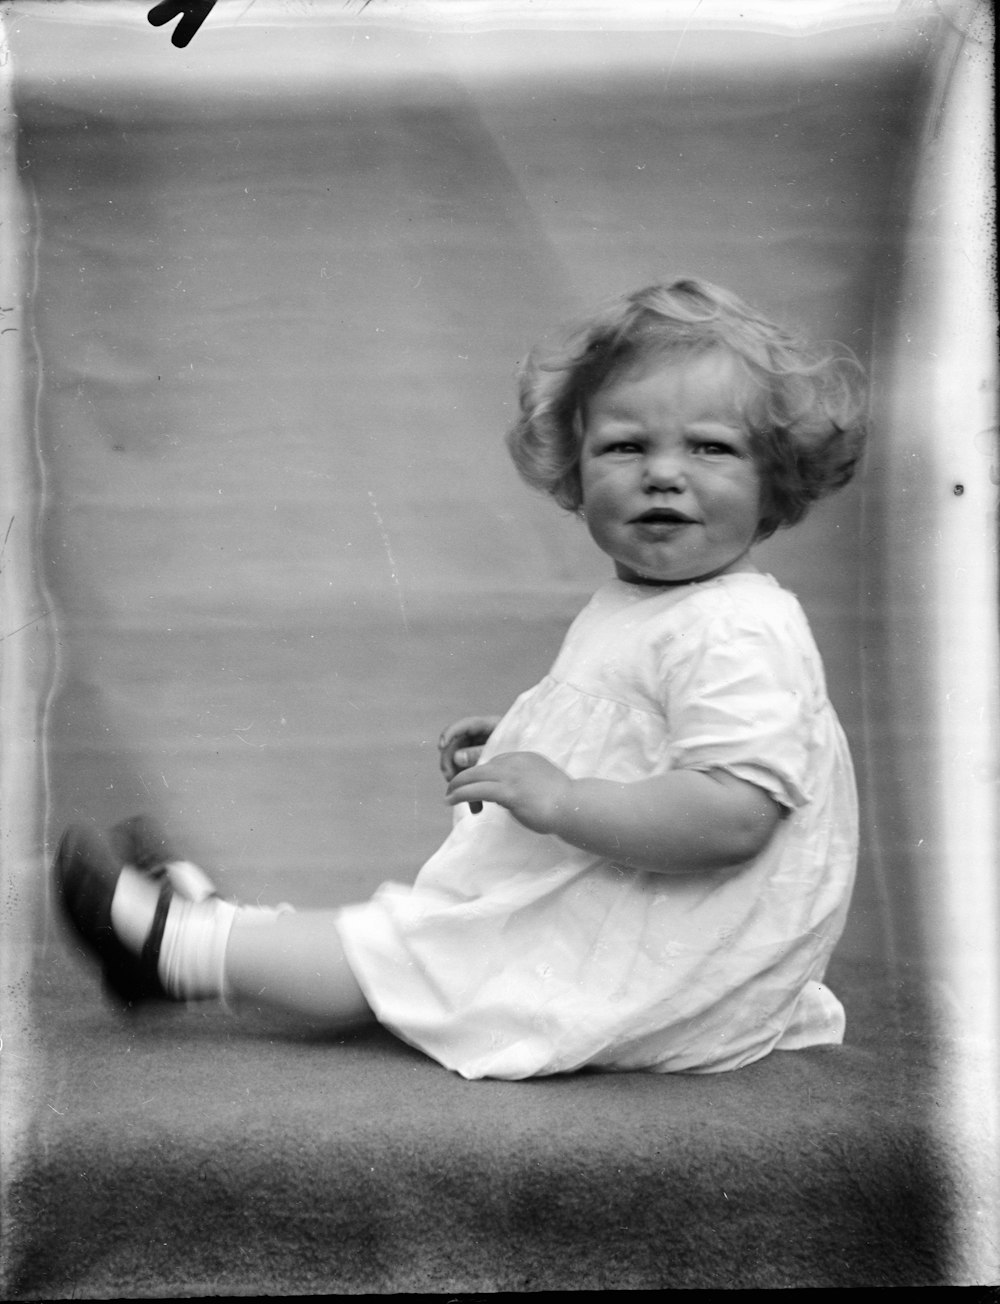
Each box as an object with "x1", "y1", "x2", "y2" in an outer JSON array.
[{"x1": 692, "y1": 439, "x2": 736, "y2": 456}]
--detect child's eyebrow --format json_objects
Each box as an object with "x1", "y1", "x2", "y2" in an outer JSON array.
[{"x1": 685, "y1": 420, "x2": 748, "y2": 435}]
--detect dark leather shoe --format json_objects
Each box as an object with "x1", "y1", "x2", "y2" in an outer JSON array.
[{"x1": 53, "y1": 823, "x2": 171, "y2": 1008}]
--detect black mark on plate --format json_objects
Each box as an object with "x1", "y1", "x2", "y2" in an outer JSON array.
[{"x1": 147, "y1": 1, "x2": 219, "y2": 48}]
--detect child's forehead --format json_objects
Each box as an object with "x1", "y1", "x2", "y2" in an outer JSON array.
[{"x1": 596, "y1": 346, "x2": 758, "y2": 418}]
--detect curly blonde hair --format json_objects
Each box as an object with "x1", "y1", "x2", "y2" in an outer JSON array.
[{"x1": 506, "y1": 278, "x2": 867, "y2": 540}]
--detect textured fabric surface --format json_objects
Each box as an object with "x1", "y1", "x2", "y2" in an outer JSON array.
[{"x1": 6, "y1": 948, "x2": 957, "y2": 1296}]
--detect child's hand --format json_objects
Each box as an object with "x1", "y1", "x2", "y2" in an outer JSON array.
[
  {"x1": 445, "y1": 751, "x2": 573, "y2": 835},
  {"x1": 438, "y1": 716, "x2": 502, "y2": 781}
]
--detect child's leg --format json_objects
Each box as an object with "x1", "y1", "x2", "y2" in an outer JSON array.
[
  {"x1": 225, "y1": 910, "x2": 372, "y2": 1025},
  {"x1": 54, "y1": 822, "x2": 374, "y2": 1031}
]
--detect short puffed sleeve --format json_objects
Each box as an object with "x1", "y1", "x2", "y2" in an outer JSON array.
[{"x1": 657, "y1": 596, "x2": 822, "y2": 809}]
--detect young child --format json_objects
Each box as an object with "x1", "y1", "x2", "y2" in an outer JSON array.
[{"x1": 55, "y1": 277, "x2": 866, "y2": 1081}]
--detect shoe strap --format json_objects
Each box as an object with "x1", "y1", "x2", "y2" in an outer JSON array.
[{"x1": 139, "y1": 884, "x2": 173, "y2": 989}]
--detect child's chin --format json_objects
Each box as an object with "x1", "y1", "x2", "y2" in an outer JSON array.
[{"x1": 617, "y1": 568, "x2": 679, "y2": 586}]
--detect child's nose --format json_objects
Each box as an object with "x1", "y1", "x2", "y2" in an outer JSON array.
[{"x1": 642, "y1": 452, "x2": 687, "y2": 489}]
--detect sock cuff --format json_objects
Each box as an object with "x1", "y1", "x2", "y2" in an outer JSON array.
[{"x1": 159, "y1": 896, "x2": 238, "y2": 1001}]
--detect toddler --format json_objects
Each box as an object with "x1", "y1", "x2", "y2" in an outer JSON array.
[{"x1": 55, "y1": 277, "x2": 866, "y2": 1081}]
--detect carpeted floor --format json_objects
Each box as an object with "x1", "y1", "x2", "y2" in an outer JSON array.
[{"x1": 6, "y1": 944, "x2": 957, "y2": 1295}]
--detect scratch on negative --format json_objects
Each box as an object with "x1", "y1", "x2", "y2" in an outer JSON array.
[
  {"x1": 1, "y1": 610, "x2": 51, "y2": 641},
  {"x1": 0, "y1": 515, "x2": 13, "y2": 573},
  {"x1": 367, "y1": 491, "x2": 409, "y2": 630},
  {"x1": 663, "y1": 0, "x2": 703, "y2": 90}
]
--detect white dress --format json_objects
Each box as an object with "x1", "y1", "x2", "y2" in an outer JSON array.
[{"x1": 336, "y1": 573, "x2": 858, "y2": 1080}]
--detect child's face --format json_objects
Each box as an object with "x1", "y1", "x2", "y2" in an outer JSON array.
[{"x1": 579, "y1": 350, "x2": 762, "y2": 585}]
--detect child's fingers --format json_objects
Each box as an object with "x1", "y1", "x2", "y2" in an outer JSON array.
[
  {"x1": 439, "y1": 736, "x2": 462, "y2": 780},
  {"x1": 445, "y1": 765, "x2": 495, "y2": 813},
  {"x1": 441, "y1": 737, "x2": 484, "y2": 780},
  {"x1": 439, "y1": 737, "x2": 489, "y2": 779},
  {"x1": 438, "y1": 715, "x2": 501, "y2": 752},
  {"x1": 446, "y1": 781, "x2": 486, "y2": 814},
  {"x1": 449, "y1": 794, "x2": 485, "y2": 815},
  {"x1": 445, "y1": 766, "x2": 477, "y2": 797},
  {"x1": 438, "y1": 716, "x2": 490, "y2": 747}
]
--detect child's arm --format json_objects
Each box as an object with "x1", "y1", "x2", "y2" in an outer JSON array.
[{"x1": 445, "y1": 751, "x2": 782, "y2": 875}]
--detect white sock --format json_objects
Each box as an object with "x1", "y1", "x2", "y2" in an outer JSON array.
[
  {"x1": 157, "y1": 900, "x2": 293, "y2": 1000},
  {"x1": 110, "y1": 869, "x2": 294, "y2": 1001},
  {"x1": 158, "y1": 896, "x2": 238, "y2": 1000}
]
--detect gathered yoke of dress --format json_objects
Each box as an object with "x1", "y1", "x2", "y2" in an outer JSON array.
[{"x1": 337, "y1": 572, "x2": 858, "y2": 1081}]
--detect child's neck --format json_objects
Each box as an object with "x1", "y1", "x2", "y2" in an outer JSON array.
[{"x1": 617, "y1": 556, "x2": 760, "y2": 588}]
